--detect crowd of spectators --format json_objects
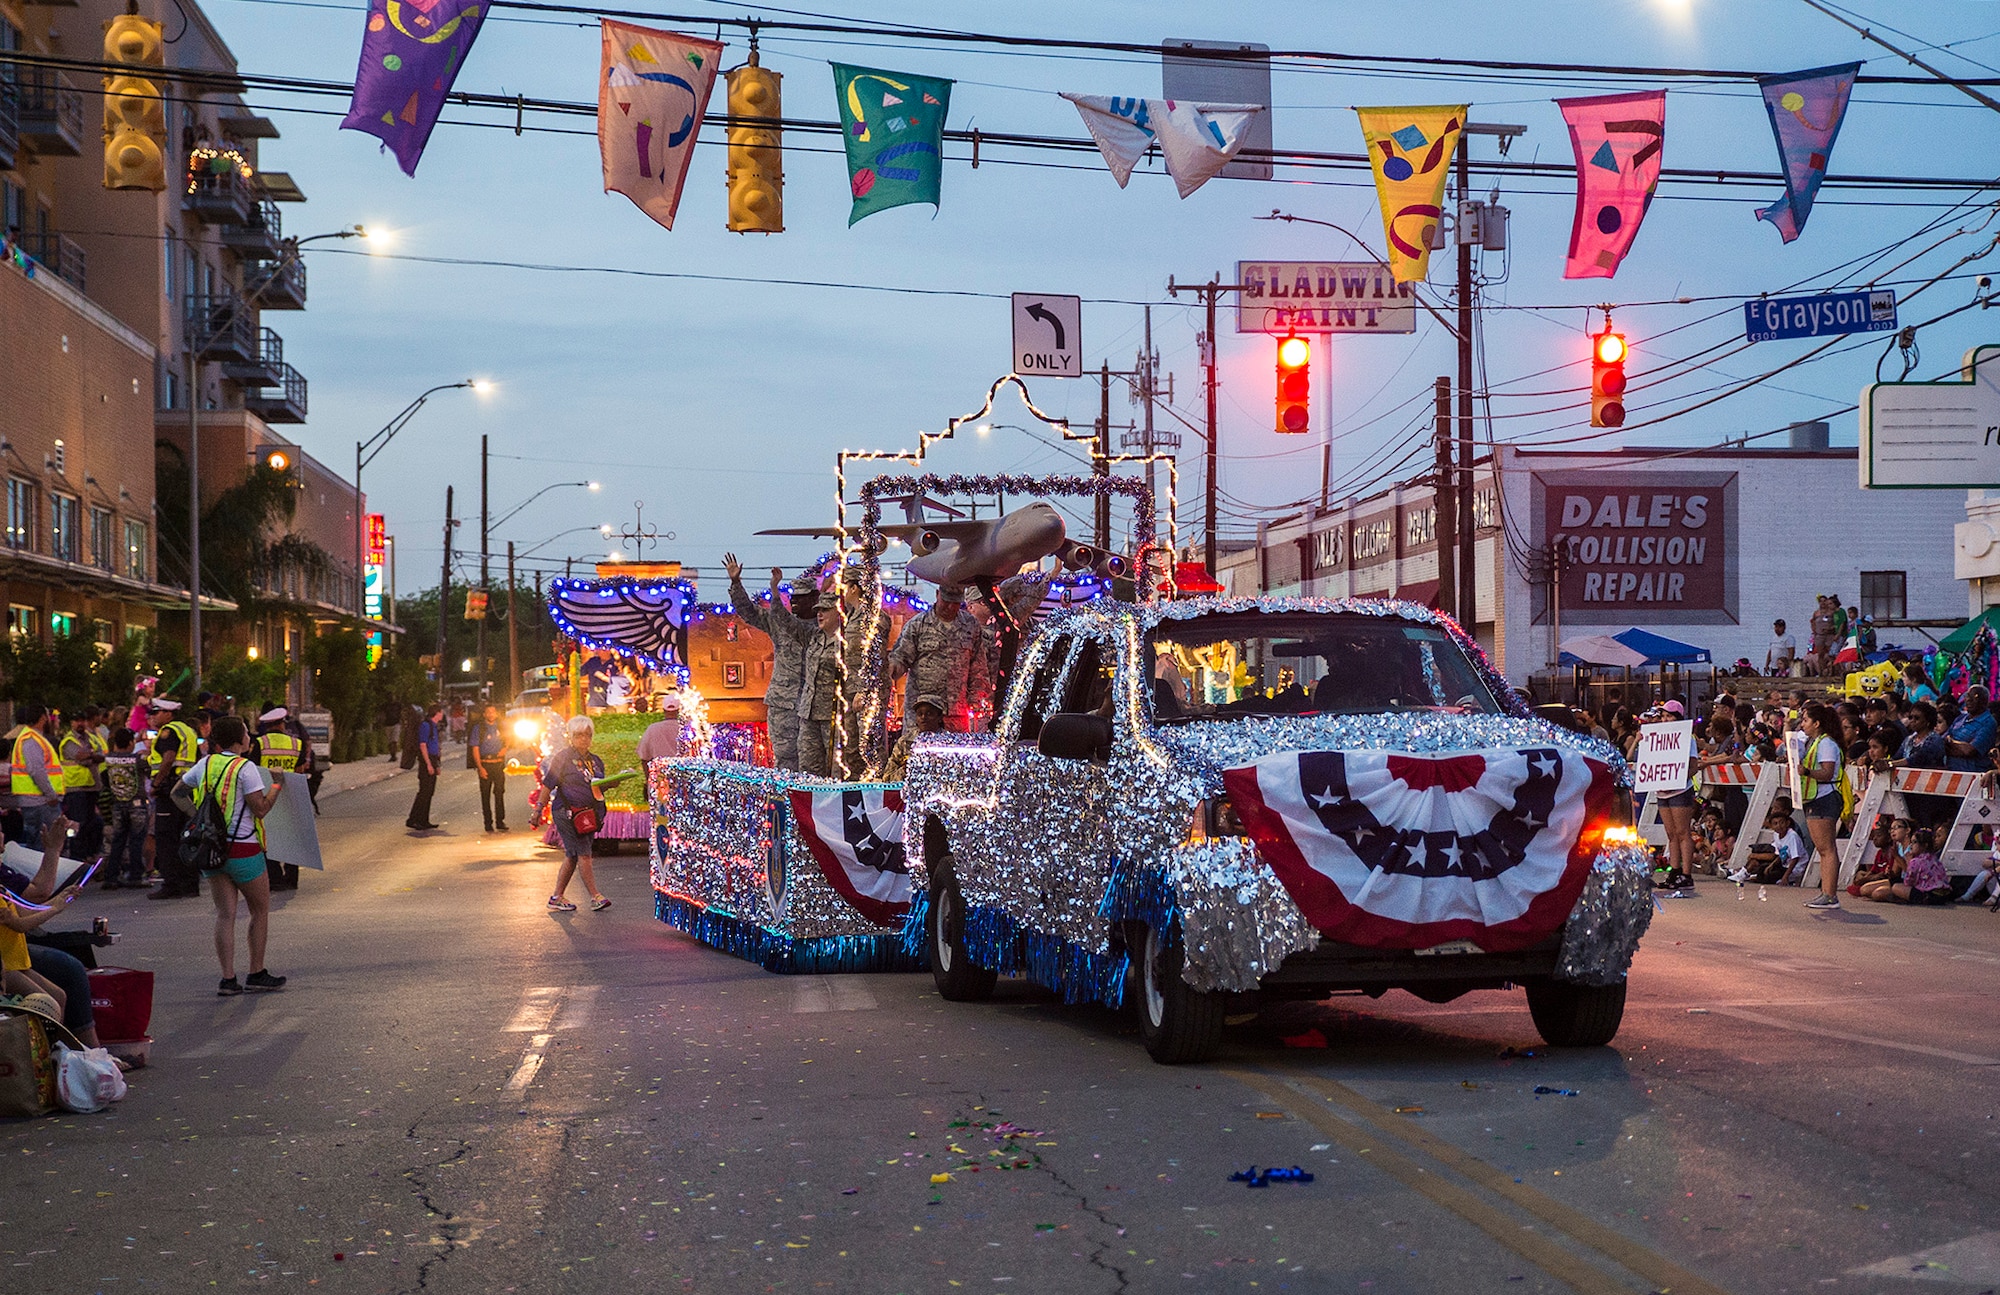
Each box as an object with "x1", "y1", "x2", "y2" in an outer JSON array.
[{"x1": 1552, "y1": 678, "x2": 2000, "y2": 911}]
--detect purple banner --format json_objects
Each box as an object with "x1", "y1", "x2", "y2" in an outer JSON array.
[
  {"x1": 1754, "y1": 62, "x2": 1860, "y2": 244},
  {"x1": 339, "y1": 0, "x2": 488, "y2": 176}
]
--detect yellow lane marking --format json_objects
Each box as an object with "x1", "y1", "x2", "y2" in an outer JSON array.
[{"x1": 1226, "y1": 1066, "x2": 1732, "y2": 1295}]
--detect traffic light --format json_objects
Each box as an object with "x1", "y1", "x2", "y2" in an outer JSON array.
[
  {"x1": 725, "y1": 49, "x2": 783, "y2": 233},
  {"x1": 1590, "y1": 329, "x2": 1627, "y2": 429},
  {"x1": 1274, "y1": 334, "x2": 1310, "y2": 434},
  {"x1": 102, "y1": 14, "x2": 167, "y2": 192}
]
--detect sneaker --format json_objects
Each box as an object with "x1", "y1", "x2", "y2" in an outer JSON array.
[
  {"x1": 1805, "y1": 894, "x2": 1842, "y2": 910},
  {"x1": 245, "y1": 970, "x2": 287, "y2": 992},
  {"x1": 590, "y1": 895, "x2": 612, "y2": 911},
  {"x1": 1727, "y1": 867, "x2": 1749, "y2": 884},
  {"x1": 217, "y1": 977, "x2": 244, "y2": 996},
  {"x1": 547, "y1": 896, "x2": 577, "y2": 912}
]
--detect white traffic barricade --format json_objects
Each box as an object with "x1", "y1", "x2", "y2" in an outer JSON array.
[{"x1": 1836, "y1": 765, "x2": 1997, "y2": 884}]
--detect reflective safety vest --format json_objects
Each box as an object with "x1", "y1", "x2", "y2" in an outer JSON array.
[
  {"x1": 148, "y1": 720, "x2": 199, "y2": 776},
  {"x1": 193, "y1": 754, "x2": 263, "y2": 850},
  {"x1": 10, "y1": 727, "x2": 64, "y2": 798},
  {"x1": 257, "y1": 731, "x2": 303, "y2": 773},
  {"x1": 58, "y1": 730, "x2": 100, "y2": 791}
]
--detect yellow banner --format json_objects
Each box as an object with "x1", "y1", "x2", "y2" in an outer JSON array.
[{"x1": 1356, "y1": 105, "x2": 1467, "y2": 283}]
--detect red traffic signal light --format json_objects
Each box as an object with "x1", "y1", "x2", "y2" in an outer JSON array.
[
  {"x1": 1275, "y1": 334, "x2": 1311, "y2": 434},
  {"x1": 1590, "y1": 329, "x2": 1627, "y2": 428}
]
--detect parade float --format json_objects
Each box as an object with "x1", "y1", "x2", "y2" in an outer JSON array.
[{"x1": 641, "y1": 379, "x2": 1655, "y2": 1062}]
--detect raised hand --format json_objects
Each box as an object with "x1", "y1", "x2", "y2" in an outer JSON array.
[{"x1": 722, "y1": 553, "x2": 743, "y2": 580}]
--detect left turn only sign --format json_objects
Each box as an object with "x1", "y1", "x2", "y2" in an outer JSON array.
[{"x1": 1011, "y1": 293, "x2": 1082, "y2": 378}]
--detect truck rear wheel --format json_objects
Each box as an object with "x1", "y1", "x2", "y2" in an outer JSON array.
[
  {"x1": 928, "y1": 865, "x2": 997, "y2": 1002},
  {"x1": 1135, "y1": 921, "x2": 1225, "y2": 1064},
  {"x1": 1525, "y1": 977, "x2": 1627, "y2": 1047}
]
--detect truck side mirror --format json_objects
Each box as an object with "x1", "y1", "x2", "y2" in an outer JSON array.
[{"x1": 1038, "y1": 712, "x2": 1112, "y2": 763}]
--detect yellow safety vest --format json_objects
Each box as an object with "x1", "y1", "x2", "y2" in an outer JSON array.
[
  {"x1": 59, "y1": 730, "x2": 101, "y2": 791},
  {"x1": 257, "y1": 731, "x2": 303, "y2": 773},
  {"x1": 193, "y1": 754, "x2": 264, "y2": 850},
  {"x1": 1797, "y1": 734, "x2": 1842, "y2": 802},
  {"x1": 148, "y1": 720, "x2": 199, "y2": 776},
  {"x1": 10, "y1": 728, "x2": 64, "y2": 798}
]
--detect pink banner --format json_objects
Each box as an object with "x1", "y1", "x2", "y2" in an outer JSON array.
[{"x1": 1557, "y1": 91, "x2": 1666, "y2": 280}]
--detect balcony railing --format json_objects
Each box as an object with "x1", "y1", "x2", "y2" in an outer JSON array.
[
  {"x1": 220, "y1": 196, "x2": 282, "y2": 258},
  {"x1": 244, "y1": 362, "x2": 307, "y2": 425},
  {"x1": 18, "y1": 231, "x2": 86, "y2": 293},
  {"x1": 184, "y1": 292, "x2": 256, "y2": 363},
  {"x1": 247, "y1": 254, "x2": 306, "y2": 310},
  {"x1": 0, "y1": 82, "x2": 19, "y2": 173},
  {"x1": 221, "y1": 326, "x2": 285, "y2": 388},
  {"x1": 184, "y1": 163, "x2": 256, "y2": 227},
  {"x1": 16, "y1": 68, "x2": 84, "y2": 157}
]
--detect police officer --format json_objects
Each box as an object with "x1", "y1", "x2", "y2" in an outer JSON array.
[
  {"x1": 8, "y1": 702, "x2": 67, "y2": 845},
  {"x1": 885, "y1": 584, "x2": 989, "y2": 733},
  {"x1": 253, "y1": 706, "x2": 305, "y2": 890},
  {"x1": 724, "y1": 553, "x2": 817, "y2": 770},
  {"x1": 147, "y1": 700, "x2": 206, "y2": 899}
]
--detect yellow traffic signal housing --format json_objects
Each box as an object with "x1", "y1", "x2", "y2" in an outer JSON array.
[
  {"x1": 102, "y1": 15, "x2": 167, "y2": 192},
  {"x1": 725, "y1": 51, "x2": 783, "y2": 233},
  {"x1": 1275, "y1": 334, "x2": 1311, "y2": 434},
  {"x1": 1590, "y1": 329, "x2": 1628, "y2": 429}
]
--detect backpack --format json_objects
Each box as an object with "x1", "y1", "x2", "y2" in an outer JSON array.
[{"x1": 179, "y1": 757, "x2": 246, "y2": 875}]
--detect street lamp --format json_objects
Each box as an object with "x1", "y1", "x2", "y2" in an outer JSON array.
[
  {"x1": 353, "y1": 379, "x2": 489, "y2": 624},
  {"x1": 185, "y1": 223, "x2": 366, "y2": 689},
  {"x1": 479, "y1": 464, "x2": 598, "y2": 702}
]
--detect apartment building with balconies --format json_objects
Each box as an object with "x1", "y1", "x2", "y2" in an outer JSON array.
[{"x1": 2, "y1": 0, "x2": 370, "y2": 701}]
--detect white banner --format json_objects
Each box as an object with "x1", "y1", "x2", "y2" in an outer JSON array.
[
  {"x1": 1236, "y1": 261, "x2": 1418, "y2": 335},
  {"x1": 1632, "y1": 720, "x2": 1694, "y2": 794},
  {"x1": 255, "y1": 769, "x2": 325, "y2": 871}
]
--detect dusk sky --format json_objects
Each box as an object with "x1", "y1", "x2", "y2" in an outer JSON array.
[{"x1": 207, "y1": 0, "x2": 2000, "y2": 592}]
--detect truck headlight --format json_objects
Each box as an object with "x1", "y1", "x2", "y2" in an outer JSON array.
[{"x1": 1189, "y1": 796, "x2": 1245, "y2": 843}]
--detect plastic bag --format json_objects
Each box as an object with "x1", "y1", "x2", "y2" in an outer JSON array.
[{"x1": 53, "y1": 1042, "x2": 128, "y2": 1113}]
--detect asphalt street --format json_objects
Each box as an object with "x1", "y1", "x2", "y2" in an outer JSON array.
[{"x1": 4, "y1": 765, "x2": 1998, "y2": 1294}]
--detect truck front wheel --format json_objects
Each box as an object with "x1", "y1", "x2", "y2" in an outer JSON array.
[
  {"x1": 1525, "y1": 977, "x2": 1627, "y2": 1047},
  {"x1": 1135, "y1": 921, "x2": 1225, "y2": 1064},
  {"x1": 928, "y1": 865, "x2": 997, "y2": 1002}
]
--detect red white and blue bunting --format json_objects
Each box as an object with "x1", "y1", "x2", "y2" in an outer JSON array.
[
  {"x1": 788, "y1": 787, "x2": 913, "y2": 927},
  {"x1": 1223, "y1": 747, "x2": 1618, "y2": 952}
]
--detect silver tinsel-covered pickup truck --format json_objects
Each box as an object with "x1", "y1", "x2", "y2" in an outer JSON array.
[{"x1": 902, "y1": 595, "x2": 1655, "y2": 1064}]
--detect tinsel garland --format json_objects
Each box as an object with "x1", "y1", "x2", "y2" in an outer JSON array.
[
  {"x1": 654, "y1": 892, "x2": 921, "y2": 974},
  {"x1": 1554, "y1": 844, "x2": 1656, "y2": 986}
]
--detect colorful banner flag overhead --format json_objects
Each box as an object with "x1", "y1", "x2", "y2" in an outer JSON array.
[
  {"x1": 1060, "y1": 94, "x2": 1264, "y2": 198},
  {"x1": 1355, "y1": 105, "x2": 1467, "y2": 283},
  {"x1": 597, "y1": 21, "x2": 724, "y2": 231},
  {"x1": 832, "y1": 63, "x2": 953, "y2": 225},
  {"x1": 1754, "y1": 62, "x2": 1860, "y2": 243},
  {"x1": 1557, "y1": 91, "x2": 1667, "y2": 279},
  {"x1": 339, "y1": 0, "x2": 488, "y2": 176}
]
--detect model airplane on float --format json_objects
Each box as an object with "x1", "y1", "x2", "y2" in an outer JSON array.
[{"x1": 757, "y1": 497, "x2": 1135, "y2": 589}]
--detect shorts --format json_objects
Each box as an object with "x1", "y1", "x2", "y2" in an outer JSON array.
[
  {"x1": 204, "y1": 850, "x2": 268, "y2": 887},
  {"x1": 552, "y1": 809, "x2": 594, "y2": 859},
  {"x1": 1657, "y1": 788, "x2": 1696, "y2": 809},
  {"x1": 1803, "y1": 791, "x2": 1843, "y2": 821}
]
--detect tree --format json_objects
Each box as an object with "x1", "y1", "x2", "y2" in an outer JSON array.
[{"x1": 396, "y1": 578, "x2": 558, "y2": 695}]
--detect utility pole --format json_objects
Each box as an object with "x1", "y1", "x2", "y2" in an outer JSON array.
[
  {"x1": 1094, "y1": 361, "x2": 1111, "y2": 549},
  {"x1": 1166, "y1": 274, "x2": 1249, "y2": 575},
  {"x1": 437, "y1": 485, "x2": 454, "y2": 709},
  {"x1": 478, "y1": 434, "x2": 489, "y2": 702},
  {"x1": 1143, "y1": 307, "x2": 1159, "y2": 542},
  {"x1": 186, "y1": 347, "x2": 202, "y2": 688},
  {"x1": 1455, "y1": 137, "x2": 1477, "y2": 630},
  {"x1": 1432, "y1": 377, "x2": 1456, "y2": 620},
  {"x1": 506, "y1": 539, "x2": 519, "y2": 704}
]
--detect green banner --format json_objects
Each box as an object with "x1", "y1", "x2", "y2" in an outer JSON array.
[{"x1": 832, "y1": 63, "x2": 952, "y2": 225}]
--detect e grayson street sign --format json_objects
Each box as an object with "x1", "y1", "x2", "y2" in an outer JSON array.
[{"x1": 1743, "y1": 289, "x2": 1896, "y2": 343}]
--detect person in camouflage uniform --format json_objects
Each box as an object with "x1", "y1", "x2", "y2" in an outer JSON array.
[
  {"x1": 797, "y1": 605, "x2": 845, "y2": 777},
  {"x1": 724, "y1": 553, "x2": 818, "y2": 770},
  {"x1": 885, "y1": 584, "x2": 989, "y2": 733}
]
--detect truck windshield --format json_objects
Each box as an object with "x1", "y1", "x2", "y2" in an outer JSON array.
[{"x1": 1146, "y1": 611, "x2": 1503, "y2": 721}]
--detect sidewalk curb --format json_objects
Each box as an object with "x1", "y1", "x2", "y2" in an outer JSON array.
[{"x1": 318, "y1": 742, "x2": 470, "y2": 800}]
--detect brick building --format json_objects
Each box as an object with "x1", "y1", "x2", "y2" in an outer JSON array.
[{"x1": 2, "y1": 0, "x2": 372, "y2": 700}]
